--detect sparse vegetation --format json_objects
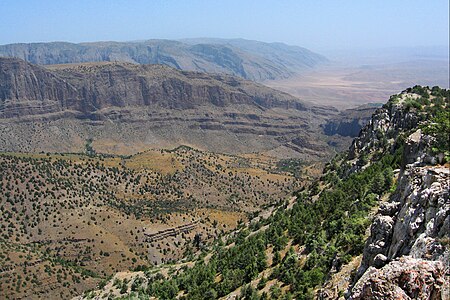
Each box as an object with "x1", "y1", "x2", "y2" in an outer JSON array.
[
  {"x1": 0, "y1": 146, "x2": 299, "y2": 299},
  {"x1": 77, "y1": 86, "x2": 448, "y2": 300},
  {"x1": 1, "y1": 86, "x2": 447, "y2": 299}
]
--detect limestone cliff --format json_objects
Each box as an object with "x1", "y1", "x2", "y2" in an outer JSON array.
[
  {"x1": 323, "y1": 104, "x2": 381, "y2": 137},
  {"x1": 346, "y1": 86, "x2": 449, "y2": 299},
  {"x1": 0, "y1": 57, "x2": 312, "y2": 119},
  {"x1": 349, "y1": 162, "x2": 449, "y2": 299}
]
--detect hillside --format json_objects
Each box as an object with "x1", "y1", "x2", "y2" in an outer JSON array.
[
  {"x1": 0, "y1": 57, "x2": 336, "y2": 159},
  {"x1": 0, "y1": 147, "x2": 312, "y2": 299},
  {"x1": 74, "y1": 86, "x2": 449, "y2": 299},
  {"x1": 0, "y1": 39, "x2": 328, "y2": 81},
  {"x1": 182, "y1": 38, "x2": 327, "y2": 74}
]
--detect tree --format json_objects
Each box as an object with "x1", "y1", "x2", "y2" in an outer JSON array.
[
  {"x1": 84, "y1": 138, "x2": 96, "y2": 157},
  {"x1": 270, "y1": 284, "x2": 282, "y2": 299}
]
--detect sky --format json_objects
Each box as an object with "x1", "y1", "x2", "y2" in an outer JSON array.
[{"x1": 0, "y1": 0, "x2": 448, "y2": 52}]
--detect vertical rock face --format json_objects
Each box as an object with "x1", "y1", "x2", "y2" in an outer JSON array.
[
  {"x1": 322, "y1": 104, "x2": 380, "y2": 137},
  {"x1": 0, "y1": 57, "x2": 78, "y2": 117},
  {"x1": 0, "y1": 57, "x2": 313, "y2": 118},
  {"x1": 356, "y1": 164, "x2": 449, "y2": 277},
  {"x1": 347, "y1": 87, "x2": 449, "y2": 299}
]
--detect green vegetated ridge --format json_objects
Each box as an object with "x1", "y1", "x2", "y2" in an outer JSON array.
[
  {"x1": 86, "y1": 86, "x2": 448, "y2": 300},
  {"x1": 390, "y1": 85, "x2": 449, "y2": 160}
]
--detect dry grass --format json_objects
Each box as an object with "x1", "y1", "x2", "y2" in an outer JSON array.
[
  {"x1": 0, "y1": 145, "x2": 308, "y2": 299},
  {"x1": 125, "y1": 150, "x2": 183, "y2": 175}
]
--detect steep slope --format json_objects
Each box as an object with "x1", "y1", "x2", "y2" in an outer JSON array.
[
  {"x1": 182, "y1": 38, "x2": 328, "y2": 74},
  {"x1": 0, "y1": 39, "x2": 328, "y2": 81},
  {"x1": 322, "y1": 103, "x2": 382, "y2": 137},
  {"x1": 322, "y1": 103, "x2": 382, "y2": 152},
  {"x1": 0, "y1": 57, "x2": 79, "y2": 118},
  {"x1": 0, "y1": 57, "x2": 336, "y2": 159},
  {"x1": 0, "y1": 57, "x2": 309, "y2": 117},
  {"x1": 346, "y1": 86, "x2": 449, "y2": 299},
  {"x1": 76, "y1": 86, "x2": 448, "y2": 300}
]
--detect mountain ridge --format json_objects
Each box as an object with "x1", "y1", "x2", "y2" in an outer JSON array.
[
  {"x1": 0, "y1": 57, "x2": 336, "y2": 158},
  {"x1": 0, "y1": 38, "x2": 328, "y2": 81},
  {"x1": 0, "y1": 57, "x2": 313, "y2": 118}
]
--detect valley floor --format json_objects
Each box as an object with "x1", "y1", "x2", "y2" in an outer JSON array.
[{"x1": 266, "y1": 59, "x2": 449, "y2": 109}]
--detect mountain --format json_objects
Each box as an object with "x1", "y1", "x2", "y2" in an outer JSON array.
[
  {"x1": 0, "y1": 39, "x2": 328, "y2": 81},
  {"x1": 0, "y1": 57, "x2": 336, "y2": 159},
  {"x1": 0, "y1": 57, "x2": 309, "y2": 117},
  {"x1": 182, "y1": 38, "x2": 327, "y2": 72},
  {"x1": 346, "y1": 86, "x2": 449, "y2": 299},
  {"x1": 70, "y1": 86, "x2": 448, "y2": 299}
]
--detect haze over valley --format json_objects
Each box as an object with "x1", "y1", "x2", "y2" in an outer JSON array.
[{"x1": 0, "y1": 1, "x2": 448, "y2": 299}]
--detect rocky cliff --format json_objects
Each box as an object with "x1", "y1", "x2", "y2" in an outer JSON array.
[
  {"x1": 0, "y1": 57, "x2": 336, "y2": 158},
  {"x1": 346, "y1": 86, "x2": 449, "y2": 299},
  {"x1": 0, "y1": 57, "x2": 313, "y2": 118},
  {"x1": 323, "y1": 104, "x2": 381, "y2": 137},
  {"x1": 0, "y1": 39, "x2": 328, "y2": 81},
  {"x1": 349, "y1": 162, "x2": 449, "y2": 299}
]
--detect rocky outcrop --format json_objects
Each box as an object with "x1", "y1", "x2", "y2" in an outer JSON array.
[
  {"x1": 348, "y1": 98, "x2": 421, "y2": 160},
  {"x1": 350, "y1": 257, "x2": 445, "y2": 300},
  {"x1": 347, "y1": 89, "x2": 449, "y2": 299},
  {"x1": 355, "y1": 164, "x2": 449, "y2": 278},
  {"x1": 389, "y1": 166, "x2": 448, "y2": 260},
  {"x1": 402, "y1": 129, "x2": 445, "y2": 166},
  {"x1": 0, "y1": 39, "x2": 328, "y2": 81}
]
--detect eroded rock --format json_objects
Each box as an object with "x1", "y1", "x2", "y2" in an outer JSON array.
[{"x1": 349, "y1": 257, "x2": 445, "y2": 300}]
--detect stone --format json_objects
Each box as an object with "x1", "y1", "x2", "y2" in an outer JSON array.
[
  {"x1": 378, "y1": 202, "x2": 401, "y2": 217},
  {"x1": 349, "y1": 257, "x2": 445, "y2": 300},
  {"x1": 372, "y1": 254, "x2": 388, "y2": 268}
]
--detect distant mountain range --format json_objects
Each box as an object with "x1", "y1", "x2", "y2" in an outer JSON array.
[
  {"x1": 0, "y1": 57, "x2": 321, "y2": 119},
  {"x1": 0, "y1": 38, "x2": 327, "y2": 81}
]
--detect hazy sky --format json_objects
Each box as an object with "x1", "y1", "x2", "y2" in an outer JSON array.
[{"x1": 1, "y1": 0, "x2": 448, "y2": 51}]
